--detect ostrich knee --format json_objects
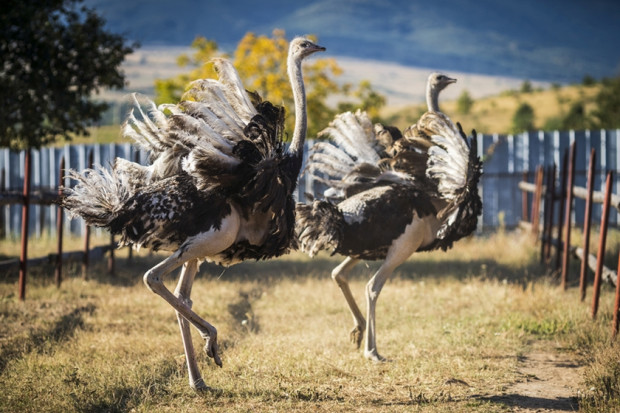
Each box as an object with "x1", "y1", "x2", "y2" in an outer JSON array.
[
  {"x1": 143, "y1": 269, "x2": 163, "y2": 293},
  {"x1": 331, "y1": 267, "x2": 347, "y2": 288}
]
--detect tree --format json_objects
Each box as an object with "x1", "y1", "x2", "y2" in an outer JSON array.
[
  {"x1": 456, "y1": 90, "x2": 474, "y2": 115},
  {"x1": 154, "y1": 30, "x2": 386, "y2": 139},
  {"x1": 520, "y1": 80, "x2": 533, "y2": 93},
  {"x1": 511, "y1": 102, "x2": 535, "y2": 134},
  {"x1": 0, "y1": 0, "x2": 135, "y2": 150},
  {"x1": 592, "y1": 76, "x2": 620, "y2": 129},
  {"x1": 561, "y1": 102, "x2": 591, "y2": 130},
  {"x1": 582, "y1": 75, "x2": 596, "y2": 86}
]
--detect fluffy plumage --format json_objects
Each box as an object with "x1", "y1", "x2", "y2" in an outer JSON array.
[
  {"x1": 295, "y1": 71, "x2": 482, "y2": 361},
  {"x1": 60, "y1": 37, "x2": 325, "y2": 390}
]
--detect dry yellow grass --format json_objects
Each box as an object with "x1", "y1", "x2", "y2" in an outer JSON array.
[{"x1": 1, "y1": 231, "x2": 619, "y2": 411}]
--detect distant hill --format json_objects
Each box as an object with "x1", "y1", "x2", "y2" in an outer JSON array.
[{"x1": 84, "y1": 0, "x2": 620, "y2": 83}]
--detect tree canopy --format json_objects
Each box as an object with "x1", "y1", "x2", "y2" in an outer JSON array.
[
  {"x1": 154, "y1": 30, "x2": 386, "y2": 140},
  {"x1": 511, "y1": 102, "x2": 535, "y2": 134},
  {"x1": 0, "y1": 0, "x2": 135, "y2": 150}
]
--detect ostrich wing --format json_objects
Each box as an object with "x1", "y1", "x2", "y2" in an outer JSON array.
[
  {"x1": 307, "y1": 109, "x2": 397, "y2": 200},
  {"x1": 118, "y1": 58, "x2": 293, "y2": 199}
]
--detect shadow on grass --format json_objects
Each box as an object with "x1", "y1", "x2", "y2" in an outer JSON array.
[
  {"x1": 69, "y1": 252, "x2": 559, "y2": 289},
  {"x1": 0, "y1": 304, "x2": 96, "y2": 375},
  {"x1": 75, "y1": 358, "x2": 183, "y2": 413},
  {"x1": 480, "y1": 394, "x2": 579, "y2": 411},
  {"x1": 2, "y1": 244, "x2": 570, "y2": 292}
]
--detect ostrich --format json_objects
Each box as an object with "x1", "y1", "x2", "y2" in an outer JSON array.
[
  {"x1": 60, "y1": 37, "x2": 325, "y2": 390},
  {"x1": 306, "y1": 72, "x2": 457, "y2": 201},
  {"x1": 296, "y1": 74, "x2": 481, "y2": 361}
]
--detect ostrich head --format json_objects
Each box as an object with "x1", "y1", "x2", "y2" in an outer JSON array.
[
  {"x1": 289, "y1": 37, "x2": 326, "y2": 61},
  {"x1": 426, "y1": 72, "x2": 456, "y2": 112},
  {"x1": 428, "y1": 72, "x2": 457, "y2": 93},
  {"x1": 287, "y1": 36, "x2": 325, "y2": 159}
]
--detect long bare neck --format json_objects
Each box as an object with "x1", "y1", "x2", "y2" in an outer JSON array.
[
  {"x1": 426, "y1": 82, "x2": 440, "y2": 113},
  {"x1": 287, "y1": 57, "x2": 307, "y2": 157}
]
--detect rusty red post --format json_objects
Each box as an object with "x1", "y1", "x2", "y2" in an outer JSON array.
[
  {"x1": 579, "y1": 149, "x2": 596, "y2": 301},
  {"x1": 82, "y1": 150, "x2": 93, "y2": 279},
  {"x1": 541, "y1": 165, "x2": 553, "y2": 263},
  {"x1": 544, "y1": 163, "x2": 557, "y2": 262},
  {"x1": 522, "y1": 171, "x2": 529, "y2": 223},
  {"x1": 612, "y1": 253, "x2": 620, "y2": 339},
  {"x1": 591, "y1": 171, "x2": 613, "y2": 319},
  {"x1": 531, "y1": 166, "x2": 544, "y2": 238},
  {"x1": 555, "y1": 150, "x2": 569, "y2": 272},
  {"x1": 18, "y1": 149, "x2": 32, "y2": 301},
  {"x1": 561, "y1": 142, "x2": 576, "y2": 290},
  {"x1": 0, "y1": 168, "x2": 5, "y2": 238},
  {"x1": 540, "y1": 167, "x2": 551, "y2": 264},
  {"x1": 55, "y1": 157, "x2": 65, "y2": 288}
]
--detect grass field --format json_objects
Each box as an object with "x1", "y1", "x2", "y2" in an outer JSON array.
[{"x1": 1, "y1": 231, "x2": 619, "y2": 412}]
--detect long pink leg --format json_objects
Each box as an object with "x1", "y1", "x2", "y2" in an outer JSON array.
[
  {"x1": 364, "y1": 221, "x2": 426, "y2": 361},
  {"x1": 143, "y1": 213, "x2": 240, "y2": 389},
  {"x1": 174, "y1": 259, "x2": 206, "y2": 390},
  {"x1": 331, "y1": 257, "x2": 365, "y2": 347}
]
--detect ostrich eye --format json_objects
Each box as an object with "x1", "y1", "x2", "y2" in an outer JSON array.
[{"x1": 301, "y1": 42, "x2": 309, "y2": 48}]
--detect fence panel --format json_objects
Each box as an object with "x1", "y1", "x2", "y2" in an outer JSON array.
[{"x1": 2, "y1": 130, "x2": 620, "y2": 237}]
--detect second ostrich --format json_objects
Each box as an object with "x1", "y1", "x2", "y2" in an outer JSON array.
[
  {"x1": 61, "y1": 37, "x2": 325, "y2": 390},
  {"x1": 296, "y1": 73, "x2": 481, "y2": 361}
]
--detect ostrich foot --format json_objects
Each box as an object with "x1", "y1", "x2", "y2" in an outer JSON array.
[
  {"x1": 190, "y1": 377, "x2": 208, "y2": 391},
  {"x1": 203, "y1": 335, "x2": 222, "y2": 367},
  {"x1": 350, "y1": 325, "x2": 365, "y2": 348},
  {"x1": 364, "y1": 348, "x2": 387, "y2": 362}
]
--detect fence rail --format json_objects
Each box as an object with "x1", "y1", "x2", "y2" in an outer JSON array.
[{"x1": 519, "y1": 141, "x2": 620, "y2": 339}]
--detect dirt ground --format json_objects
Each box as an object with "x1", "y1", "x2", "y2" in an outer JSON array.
[{"x1": 489, "y1": 343, "x2": 584, "y2": 412}]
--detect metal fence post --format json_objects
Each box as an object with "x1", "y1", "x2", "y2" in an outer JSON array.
[
  {"x1": 18, "y1": 149, "x2": 31, "y2": 300},
  {"x1": 82, "y1": 150, "x2": 93, "y2": 279},
  {"x1": 55, "y1": 157, "x2": 65, "y2": 288},
  {"x1": 592, "y1": 171, "x2": 613, "y2": 319},
  {"x1": 579, "y1": 148, "x2": 596, "y2": 301},
  {"x1": 561, "y1": 142, "x2": 576, "y2": 290}
]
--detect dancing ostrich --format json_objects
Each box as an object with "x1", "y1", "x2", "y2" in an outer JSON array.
[
  {"x1": 306, "y1": 72, "x2": 457, "y2": 201},
  {"x1": 296, "y1": 74, "x2": 481, "y2": 361},
  {"x1": 61, "y1": 37, "x2": 325, "y2": 390}
]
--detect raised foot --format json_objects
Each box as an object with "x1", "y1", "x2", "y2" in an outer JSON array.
[
  {"x1": 364, "y1": 348, "x2": 387, "y2": 362},
  {"x1": 204, "y1": 335, "x2": 222, "y2": 367},
  {"x1": 350, "y1": 325, "x2": 365, "y2": 349}
]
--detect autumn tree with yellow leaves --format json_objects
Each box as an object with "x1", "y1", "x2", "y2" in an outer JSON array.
[{"x1": 154, "y1": 30, "x2": 385, "y2": 140}]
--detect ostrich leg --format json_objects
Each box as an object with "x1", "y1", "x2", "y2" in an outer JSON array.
[
  {"x1": 331, "y1": 257, "x2": 365, "y2": 347},
  {"x1": 364, "y1": 221, "x2": 426, "y2": 361},
  {"x1": 143, "y1": 213, "x2": 240, "y2": 376},
  {"x1": 174, "y1": 259, "x2": 206, "y2": 390}
]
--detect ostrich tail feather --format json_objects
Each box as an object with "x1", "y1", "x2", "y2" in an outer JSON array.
[
  {"x1": 60, "y1": 166, "x2": 132, "y2": 228},
  {"x1": 295, "y1": 200, "x2": 344, "y2": 257}
]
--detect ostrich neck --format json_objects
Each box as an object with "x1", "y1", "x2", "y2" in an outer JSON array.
[
  {"x1": 427, "y1": 84, "x2": 439, "y2": 112},
  {"x1": 288, "y1": 59, "x2": 307, "y2": 156}
]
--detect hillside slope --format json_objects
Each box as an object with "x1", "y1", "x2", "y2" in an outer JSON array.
[
  {"x1": 385, "y1": 83, "x2": 601, "y2": 135},
  {"x1": 84, "y1": 0, "x2": 620, "y2": 82}
]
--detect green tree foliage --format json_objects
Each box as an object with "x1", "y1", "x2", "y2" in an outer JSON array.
[
  {"x1": 154, "y1": 30, "x2": 386, "y2": 139},
  {"x1": 561, "y1": 102, "x2": 590, "y2": 130},
  {"x1": 0, "y1": 0, "x2": 135, "y2": 150},
  {"x1": 511, "y1": 102, "x2": 535, "y2": 134},
  {"x1": 592, "y1": 76, "x2": 620, "y2": 129},
  {"x1": 456, "y1": 90, "x2": 474, "y2": 115},
  {"x1": 520, "y1": 80, "x2": 533, "y2": 93},
  {"x1": 582, "y1": 75, "x2": 596, "y2": 86}
]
